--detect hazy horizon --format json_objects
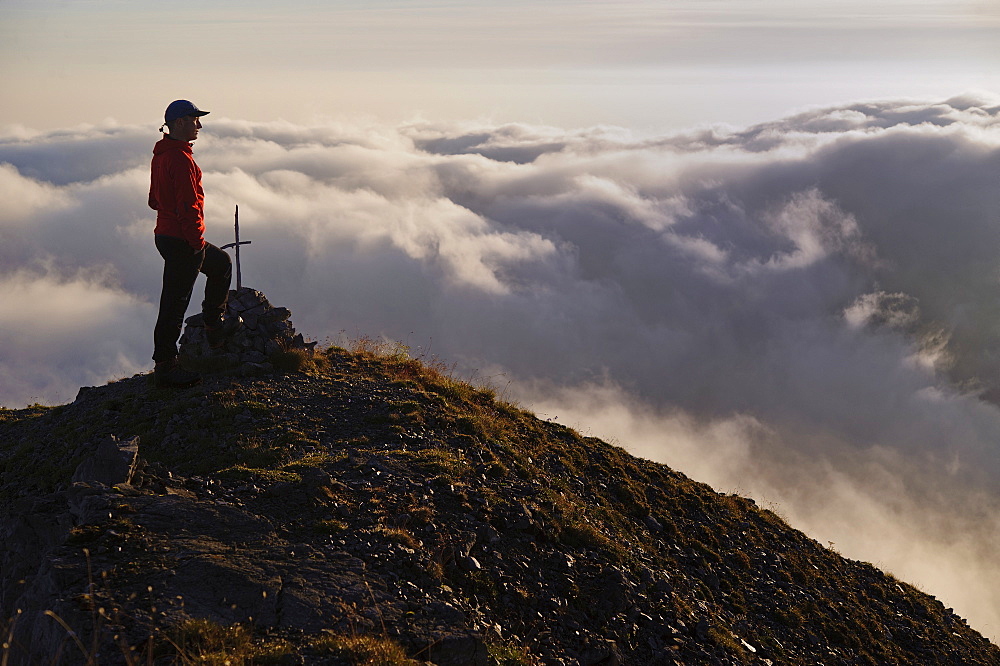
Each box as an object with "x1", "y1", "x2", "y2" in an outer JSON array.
[
  {"x1": 3, "y1": 1, "x2": 1000, "y2": 134},
  {"x1": 2, "y1": 0, "x2": 1000, "y2": 647}
]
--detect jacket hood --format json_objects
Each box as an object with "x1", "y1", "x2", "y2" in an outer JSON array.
[{"x1": 153, "y1": 136, "x2": 192, "y2": 155}]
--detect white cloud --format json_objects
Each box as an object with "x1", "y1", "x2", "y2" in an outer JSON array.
[
  {"x1": 0, "y1": 266, "x2": 153, "y2": 407},
  {"x1": 0, "y1": 163, "x2": 70, "y2": 224},
  {"x1": 2, "y1": 94, "x2": 1000, "y2": 638}
]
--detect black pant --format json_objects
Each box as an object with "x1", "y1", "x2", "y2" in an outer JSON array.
[{"x1": 152, "y1": 234, "x2": 232, "y2": 362}]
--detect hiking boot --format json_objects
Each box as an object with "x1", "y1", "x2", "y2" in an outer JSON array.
[
  {"x1": 205, "y1": 315, "x2": 243, "y2": 349},
  {"x1": 154, "y1": 359, "x2": 201, "y2": 388}
]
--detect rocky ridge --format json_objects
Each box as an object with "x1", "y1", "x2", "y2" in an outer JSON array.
[{"x1": 1, "y1": 314, "x2": 998, "y2": 664}]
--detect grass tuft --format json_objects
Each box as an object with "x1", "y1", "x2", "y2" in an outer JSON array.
[
  {"x1": 310, "y1": 632, "x2": 420, "y2": 665},
  {"x1": 162, "y1": 619, "x2": 293, "y2": 664},
  {"x1": 270, "y1": 346, "x2": 330, "y2": 375}
]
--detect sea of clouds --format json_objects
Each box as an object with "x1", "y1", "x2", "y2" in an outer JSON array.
[{"x1": 2, "y1": 94, "x2": 1000, "y2": 639}]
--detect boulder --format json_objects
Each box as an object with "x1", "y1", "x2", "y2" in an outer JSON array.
[{"x1": 71, "y1": 435, "x2": 139, "y2": 486}]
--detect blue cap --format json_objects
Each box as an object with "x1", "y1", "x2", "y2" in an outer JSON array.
[{"x1": 164, "y1": 100, "x2": 209, "y2": 124}]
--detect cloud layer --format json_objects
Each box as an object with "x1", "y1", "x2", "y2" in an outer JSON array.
[{"x1": 2, "y1": 94, "x2": 1000, "y2": 639}]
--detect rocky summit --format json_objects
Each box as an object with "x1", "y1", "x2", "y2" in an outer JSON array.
[
  {"x1": 180, "y1": 287, "x2": 318, "y2": 376},
  {"x1": 1, "y1": 306, "x2": 998, "y2": 664}
]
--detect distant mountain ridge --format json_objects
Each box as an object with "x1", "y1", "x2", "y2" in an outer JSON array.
[{"x1": 1, "y1": 341, "x2": 998, "y2": 664}]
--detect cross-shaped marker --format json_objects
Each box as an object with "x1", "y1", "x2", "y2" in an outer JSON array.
[{"x1": 221, "y1": 204, "x2": 252, "y2": 290}]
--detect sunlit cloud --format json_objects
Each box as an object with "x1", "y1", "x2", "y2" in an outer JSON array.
[{"x1": 0, "y1": 266, "x2": 152, "y2": 406}]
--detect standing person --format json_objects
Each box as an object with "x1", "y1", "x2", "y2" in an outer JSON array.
[{"x1": 149, "y1": 99, "x2": 233, "y2": 388}]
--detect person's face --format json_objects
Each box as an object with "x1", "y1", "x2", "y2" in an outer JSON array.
[{"x1": 173, "y1": 114, "x2": 202, "y2": 142}]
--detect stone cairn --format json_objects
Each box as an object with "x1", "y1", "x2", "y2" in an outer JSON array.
[{"x1": 179, "y1": 287, "x2": 317, "y2": 375}]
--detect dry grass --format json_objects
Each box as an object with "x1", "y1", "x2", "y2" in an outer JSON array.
[
  {"x1": 373, "y1": 524, "x2": 421, "y2": 550},
  {"x1": 309, "y1": 633, "x2": 420, "y2": 665},
  {"x1": 269, "y1": 345, "x2": 330, "y2": 375},
  {"x1": 162, "y1": 619, "x2": 293, "y2": 664}
]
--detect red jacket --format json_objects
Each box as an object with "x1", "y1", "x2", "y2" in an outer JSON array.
[{"x1": 148, "y1": 137, "x2": 206, "y2": 250}]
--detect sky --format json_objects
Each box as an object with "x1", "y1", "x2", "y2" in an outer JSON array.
[
  {"x1": 2, "y1": 1, "x2": 1000, "y2": 133},
  {"x1": 3, "y1": 0, "x2": 1000, "y2": 645}
]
